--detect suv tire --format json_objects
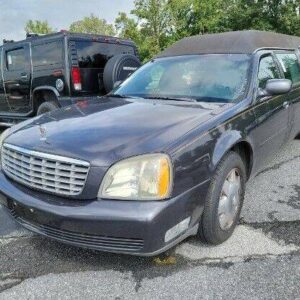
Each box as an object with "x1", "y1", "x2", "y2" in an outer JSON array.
[
  {"x1": 103, "y1": 54, "x2": 141, "y2": 93},
  {"x1": 37, "y1": 101, "x2": 59, "y2": 115},
  {"x1": 199, "y1": 151, "x2": 246, "y2": 245}
]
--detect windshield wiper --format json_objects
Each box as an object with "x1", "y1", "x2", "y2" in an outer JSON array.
[
  {"x1": 109, "y1": 94, "x2": 197, "y2": 102},
  {"x1": 109, "y1": 94, "x2": 142, "y2": 99},
  {"x1": 144, "y1": 96, "x2": 197, "y2": 103}
]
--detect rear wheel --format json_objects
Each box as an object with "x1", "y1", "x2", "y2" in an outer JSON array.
[
  {"x1": 199, "y1": 151, "x2": 246, "y2": 244},
  {"x1": 37, "y1": 101, "x2": 59, "y2": 115}
]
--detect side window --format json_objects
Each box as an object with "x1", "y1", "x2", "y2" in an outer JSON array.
[
  {"x1": 258, "y1": 55, "x2": 280, "y2": 89},
  {"x1": 32, "y1": 41, "x2": 63, "y2": 67},
  {"x1": 6, "y1": 48, "x2": 25, "y2": 71},
  {"x1": 275, "y1": 52, "x2": 300, "y2": 84}
]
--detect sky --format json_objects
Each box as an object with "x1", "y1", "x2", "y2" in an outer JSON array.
[{"x1": 0, "y1": 0, "x2": 135, "y2": 42}]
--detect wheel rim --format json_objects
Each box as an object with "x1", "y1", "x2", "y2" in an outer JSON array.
[{"x1": 218, "y1": 168, "x2": 241, "y2": 230}]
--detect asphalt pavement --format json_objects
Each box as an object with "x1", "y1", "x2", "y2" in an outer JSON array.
[{"x1": 0, "y1": 128, "x2": 299, "y2": 299}]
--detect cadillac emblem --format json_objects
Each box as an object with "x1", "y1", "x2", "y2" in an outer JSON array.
[{"x1": 39, "y1": 125, "x2": 47, "y2": 142}]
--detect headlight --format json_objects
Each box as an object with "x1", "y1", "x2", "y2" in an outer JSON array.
[
  {"x1": 0, "y1": 128, "x2": 11, "y2": 152},
  {"x1": 99, "y1": 154, "x2": 173, "y2": 200}
]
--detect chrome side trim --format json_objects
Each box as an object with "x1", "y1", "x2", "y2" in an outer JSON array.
[
  {"x1": 3, "y1": 143, "x2": 90, "y2": 167},
  {"x1": 64, "y1": 35, "x2": 71, "y2": 95},
  {"x1": 28, "y1": 42, "x2": 34, "y2": 111},
  {"x1": 0, "y1": 122, "x2": 13, "y2": 127},
  {"x1": 0, "y1": 47, "x2": 11, "y2": 110}
]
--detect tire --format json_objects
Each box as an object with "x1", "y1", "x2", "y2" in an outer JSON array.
[
  {"x1": 103, "y1": 54, "x2": 141, "y2": 93},
  {"x1": 37, "y1": 101, "x2": 59, "y2": 115},
  {"x1": 199, "y1": 151, "x2": 247, "y2": 245}
]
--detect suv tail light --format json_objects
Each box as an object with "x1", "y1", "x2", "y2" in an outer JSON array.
[{"x1": 71, "y1": 67, "x2": 82, "y2": 91}]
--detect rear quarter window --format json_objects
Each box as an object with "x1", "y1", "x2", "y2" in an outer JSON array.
[
  {"x1": 275, "y1": 52, "x2": 300, "y2": 84},
  {"x1": 32, "y1": 40, "x2": 63, "y2": 67},
  {"x1": 73, "y1": 41, "x2": 135, "y2": 69}
]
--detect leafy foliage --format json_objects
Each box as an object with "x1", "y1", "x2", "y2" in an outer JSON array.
[
  {"x1": 69, "y1": 14, "x2": 116, "y2": 36},
  {"x1": 25, "y1": 20, "x2": 53, "y2": 34},
  {"x1": 24, "y1": 1, "x2": 300, "y2": 62},
  {"x1": 117, "y1": 0, "x2": 300, "y2": 62},
  {"x1": 116, "y1": 0, "x2": 171, "y2": 62}
]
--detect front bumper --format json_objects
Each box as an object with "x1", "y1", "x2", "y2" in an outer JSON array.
[{"x1": 0, "y1": 171, "x2": 210, "y2": 256}]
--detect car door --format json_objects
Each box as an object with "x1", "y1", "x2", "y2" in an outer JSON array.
[
  {"x1": 2, "y1": 43, "x2": 31, "y2": 114},
  {"x1": 274, "y1": 50, "x2": 300, "y2": 140},
  {"x1": 252, "y1": 53, "x2": 290, "y2": 169},
  {"x1": 0, "y1": 47, "x2": 10, "y2": 113}
]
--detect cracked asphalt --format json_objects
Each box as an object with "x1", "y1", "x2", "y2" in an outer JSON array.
[{"x1": 0, "y1": 128, "x2": 299, "y2": 299}]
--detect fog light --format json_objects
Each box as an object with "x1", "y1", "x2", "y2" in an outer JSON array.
[{"x1": 164, "y1": 217, "x2": 191, "y2": 243}]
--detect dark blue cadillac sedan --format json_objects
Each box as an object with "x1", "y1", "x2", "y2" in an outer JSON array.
[{"x1": 0, "y1": 31, "x2": 300, "y2": 255}]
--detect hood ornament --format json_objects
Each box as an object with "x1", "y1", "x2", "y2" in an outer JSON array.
[{"x1": 39, "y1": 125, "x2": 47, "y2": 142}]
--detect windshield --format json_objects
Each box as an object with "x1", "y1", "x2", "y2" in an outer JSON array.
[{"x1": 113, "y1": 54, "x2": 251, "y2": 103}]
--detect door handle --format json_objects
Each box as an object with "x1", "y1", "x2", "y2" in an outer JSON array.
[
  {"x1": 283, "y1": 101, "x2": 289, "y2": 109},
  {"x1": 20, "y1": 74, "x2": 28, "y2": 79}
]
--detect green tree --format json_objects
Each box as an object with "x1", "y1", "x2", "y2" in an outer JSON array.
[
  {"x1": 115, "y1": 12, "x2": 141, "y2": 42},
  {"x1": 116, "y1": 0, "x2": 171, "y2": 62},
  {"x1": 167, "y1": 0, "x2": 226, "y2": 39},
  {"x1": 116, "y1": 0, "x2": 300, "y2": 62},
  {"x1": 25, "y1": 20, "x2": 53, "y2": 34},
  {"x1": 222, "y1": 0, "x2": 300, "y2": 35},
  {"x1": 132, "y1": 0, "x2": 170, "y2": 53},
  {"x1": 191, "y1": 0, "x2": 226, "y2": 34},
  {"x1": 115, "y1": 12, "x2": 152, "y2": 62},
  {"x1": 221, "y1": 0, "x2": 276, "y2": 32},
  {"x1": 116, "y1": 0, "x2": 229, "y2": 61},
  {"x1": 70, "y1": 14, "x2": 115, "y2": 36},
  {"x1": 272, "y1": 0, "x2": 300, "y2": 36},
  {"x1": 167, "y1": 0, "x2": 194, "y2": 41}
]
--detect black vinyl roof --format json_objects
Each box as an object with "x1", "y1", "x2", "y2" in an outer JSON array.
[{"x1": 156, "y1": 30, "x2": 300, "y2": 57}]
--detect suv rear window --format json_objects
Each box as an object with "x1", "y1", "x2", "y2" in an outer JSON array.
[
  {"x1": 32, "y1": 41, "x2": 63, "y2": 67},
  {"x1": 74, "y1": 41, "x2": 135, "y2": 69}
]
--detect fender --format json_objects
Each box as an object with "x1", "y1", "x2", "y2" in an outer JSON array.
[
  {"x1": 210, "y1": 130, "x2": 254, "y2": 173},
  {"x1": 32, "y1": 86, "x2": 60, "y2": 98}
]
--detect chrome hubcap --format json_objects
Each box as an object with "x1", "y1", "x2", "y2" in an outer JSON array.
[{"x1": 218, "y1": 168, "x2": 241, "y2": 230}]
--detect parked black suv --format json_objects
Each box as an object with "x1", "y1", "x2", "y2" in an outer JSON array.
[{"x1": 0, "y1": 31, "x2": 140, "y2": 125}]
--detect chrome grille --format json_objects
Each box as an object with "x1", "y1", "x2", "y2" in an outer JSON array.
[{"x1": 1, "y1": 144, "x2": 90, "y2": 196}]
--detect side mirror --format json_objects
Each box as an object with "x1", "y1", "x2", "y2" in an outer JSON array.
[{"x1": 263, "y1": 79, "x2": 292, "y2": 96}]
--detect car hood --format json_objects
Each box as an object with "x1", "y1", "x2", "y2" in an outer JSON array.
[{"x1": 5, "y1": 97, "x2": 230, "y2": 166}]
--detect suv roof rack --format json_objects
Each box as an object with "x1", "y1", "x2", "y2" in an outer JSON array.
[
  {"x1": 3, "y1": 39, "x2": 14, "y2": 44},
  {"x1": 2, "y1": 32, "x2": 135, "y2": 47},
  {"x1": 26, "y1": 32, "x2": 42, "y2": 39}
]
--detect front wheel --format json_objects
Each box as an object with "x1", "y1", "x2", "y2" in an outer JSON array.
[
  {"x1": 37, "y1": 101, "x2": 59, "y2": 115},
  {"x1": 199, "y1": 151, "x2": 246, "y2": 245}
]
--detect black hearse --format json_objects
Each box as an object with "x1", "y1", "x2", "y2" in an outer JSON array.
[
  {"x1": 0, "y1": 31, "x2": 299, "y2": 256},
  {"x1": 0, "y1": 31, "x2": 140, "y2": 126}
]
